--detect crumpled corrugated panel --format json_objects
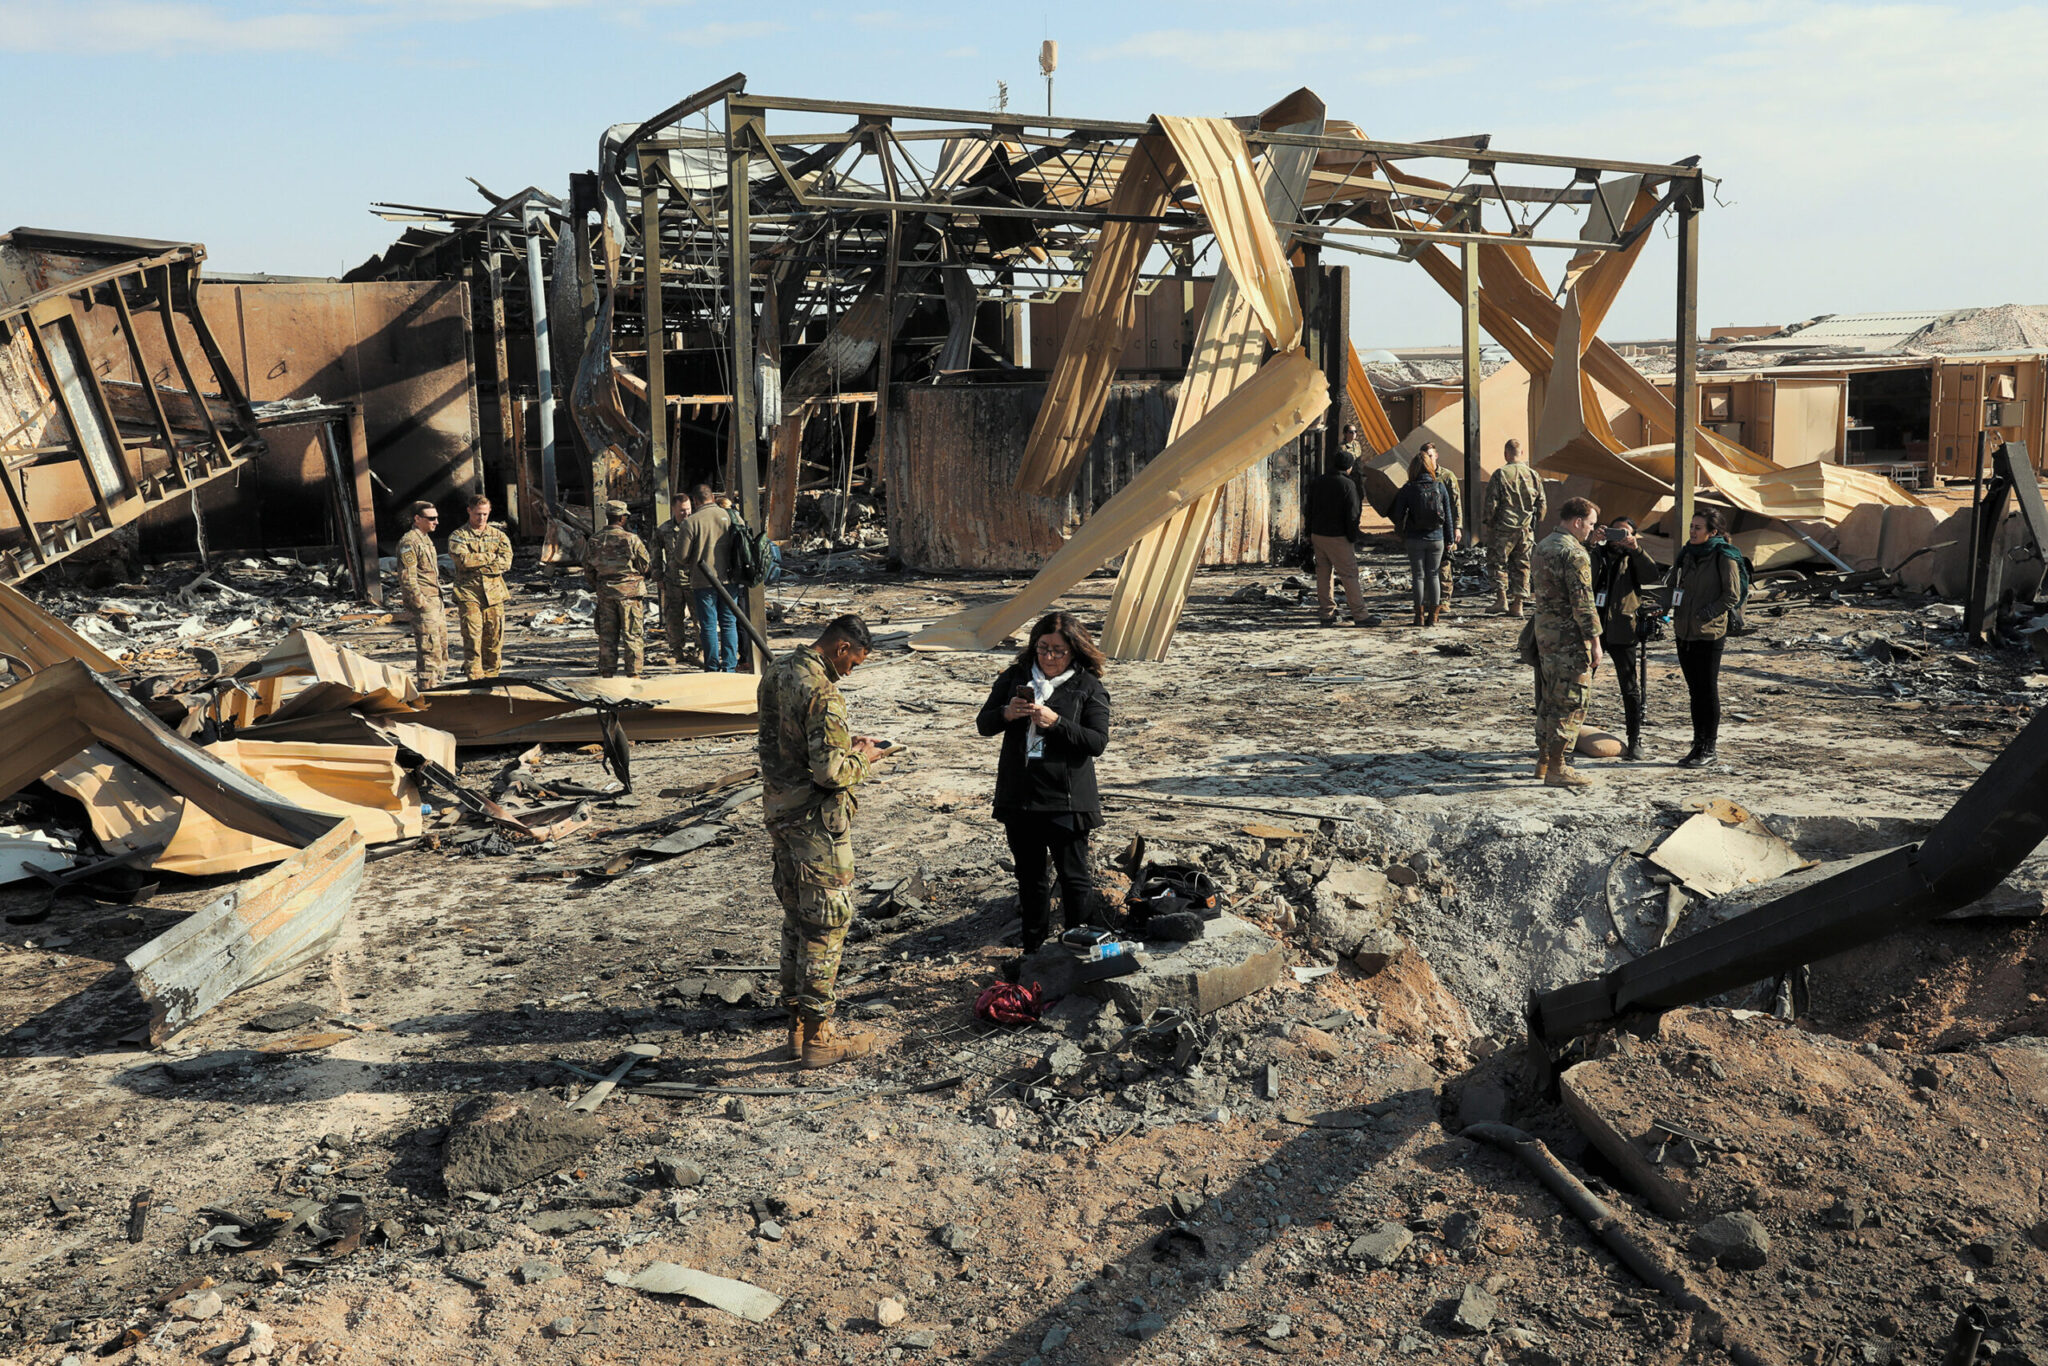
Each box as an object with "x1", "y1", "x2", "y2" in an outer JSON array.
[
  {"x1": 1156, "y1": 116, "x2": 1302, "y2": 353},
  {"x1": 1013, "y1": 132, "x2": 1185, "y2": 500},
  {"x1": 1100, "y1": 100, "x2": 1324, "y2": 662},
  {"x1": 0, "y1": 579, "x2": 122, "y2": 676}
]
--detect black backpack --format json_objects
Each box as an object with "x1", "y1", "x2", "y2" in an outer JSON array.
[
  {"x1": 728, "y1": 510, "x2": 777, "y2": 589},
  {"x1": 1404, "y1": 477, "x2": 1445, "y2": 536}
]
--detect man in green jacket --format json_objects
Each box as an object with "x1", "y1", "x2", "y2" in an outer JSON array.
[
  {"x1": 1530, "y1": 497, "x2": 1603, "y2": 789},
  {"x1": 759, "y1": 615, "x2": 887, "y2": 1068}
]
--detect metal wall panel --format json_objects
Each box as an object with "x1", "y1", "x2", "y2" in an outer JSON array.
[{"x1": 885, "y1": 379, "x2": 1291, "y2": 572}]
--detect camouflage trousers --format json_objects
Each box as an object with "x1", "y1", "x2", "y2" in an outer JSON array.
[
  {"x1": 594, "y1": 596, "x2": 645, "y2": 677},
  {"x1": 1534, "y1": 641, "x2": 1593, "y2": 749},
  {"x1": 454, "y1": 592, "x2": 503, "y2": 678},
  {"x1": 659, "y1": 582, "x2": 696, "y2": 666},
  {"x1": 1487, "y1": 525, "x2": 1536, "y2": 602},
  {"x1": 770, "y1": 805, "x2": 856, "y2": 1025},
  {"x1": 407, "y1": 597, "x2": 449, "y2": 689}
]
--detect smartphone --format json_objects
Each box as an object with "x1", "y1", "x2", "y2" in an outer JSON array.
[{"x1": 1014, "y1": 685, "x2": 1034, "y2": 702}]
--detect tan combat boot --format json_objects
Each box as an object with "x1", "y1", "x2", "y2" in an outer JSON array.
[
  {"x1": 1532, "y1": 748, "x2": 1551, "y2": 782},
  {"x1": 801, "y1": 1019, "x2": 879, "y2": 1070},
  {"x1": 1490, "y1": 589, "x2": 1509, "y2": 615},
  {"x1": 1509, "y1": 598, "x2": 1526, "y2": 618},
  {"x1": 1544, "y1": 741, "x2": 1596, "y2": 789},
  {"x1": 784, "y1": 1013, "x2": 808, "y2": 1063}
]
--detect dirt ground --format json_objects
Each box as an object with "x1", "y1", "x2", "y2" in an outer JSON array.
[{"x1": 1, "y1": 537, "x2": 2044, "y2": 1366}]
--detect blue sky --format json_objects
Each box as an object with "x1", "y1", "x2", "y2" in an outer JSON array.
[{"x1": 3, "y1": 0, "x2": 2043, "y2": 345}]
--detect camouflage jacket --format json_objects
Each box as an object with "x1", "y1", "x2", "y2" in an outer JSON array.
[
  {"x1": 757, "y1": 644, "x2": 870, "y2": 824},
  {"x1": 1482, "y1": 462, "x2": 1547, "y2": 536},
  {"x1": 1531, "y1": 530, "x2": 1598, "y2": 650},
  {"x1": 397, "y1": 528, "x2": 440, "y2": 607},
  {"x1": 584, "y1": 526, "x2": 651, "y2": 600},
  {"x1": 652, "y1": 518, "x2": 692, "y2": 589},
  {"x1": 447, "y1": 524, "x2": 512, "y2": 606}
]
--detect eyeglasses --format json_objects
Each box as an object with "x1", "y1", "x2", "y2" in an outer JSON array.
[{"x1": 1035, "y1": 640, "x2": 1072, "y2": 656}]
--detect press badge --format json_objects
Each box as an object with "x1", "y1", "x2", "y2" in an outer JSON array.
[
  {"x1": 1594, "y1": 591, "x2": 1608, "y2": 608},
  {"x1": 1671, "y1": 590, "x2": 1684, "y2": 606}
]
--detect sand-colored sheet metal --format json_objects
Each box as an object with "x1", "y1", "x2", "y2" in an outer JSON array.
[
  {"x1": 1, "y1": 660, "x2": 338, "y2": 849},
  {"x1": 1156, "y1": 116, "x2": 1302, "y2": 353},
  {"x1": 1100, "y1": 100, "x2": 1323, "y2": 662},
  {"x1": 1013, "y1": 133, "x2": 1185, "y2": 499},
  {"x1": 125, "y1": 819, "x2": 364, "y2": 1044},
  {"x1": 0, "y1": 657, "x2": 362, "y2": 1043},
  {"x1": 417, "y1": 672, "x2": 757, "y2": 745},
  {"x1": 1344, "y1": 341, "x2": 1401, "y2": 455},
  {"x1": 0, "y1": 579, "x2": 122, "y2": 676},
  {"x1": 220, "y1": 629, "x2": 424, "y2": 728},
  {"x1": 911, "y1": 348, "x2": 1329, "y2": 652},
  {"x1": 44, "y1": 737, "x2": 424, "y2": 876}
]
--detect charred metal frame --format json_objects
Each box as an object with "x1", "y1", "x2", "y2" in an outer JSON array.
[
  {"x1": 0, "y1": 234, "x2": 266, "y2": 583},
  {"x1": 1967, "y1": 441, "x2": 2047, "y2": 643},
  {"x1": 604, "y1": 80, "x2": 1704, "y2": 567}
]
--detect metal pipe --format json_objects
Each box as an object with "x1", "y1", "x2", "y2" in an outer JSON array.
[
  {"x1": 1462, "y1": 1124, "x2": 1777, "y2": 1366},
  {"x1": 1671, "y1": 186, "x2": 1701, "y2": 556},
  {"x1": 523, "y1": 207, "x2": 558, "y2": 512},
  {"x1": 1966, "y1": 428, "x2": 1988, "y2": 645}
]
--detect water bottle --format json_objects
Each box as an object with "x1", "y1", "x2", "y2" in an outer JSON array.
[{"x1": 1081, "y1": 941, "x2": 1129, "y2": 963}]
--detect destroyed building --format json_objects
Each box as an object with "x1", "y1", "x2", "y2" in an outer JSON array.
[{"x1": 2, "y1": 71, "x2": 2048, "y2": 1366}]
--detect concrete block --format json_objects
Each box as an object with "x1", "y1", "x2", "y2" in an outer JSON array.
[{"x1": 1018, "y1": 914, "x2": 1282, "y2": 1018}]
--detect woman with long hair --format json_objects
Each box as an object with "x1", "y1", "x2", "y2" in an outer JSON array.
[
  {"x1": 1592, "y1": 514, "x2": 1663, "y2": 759},
  {"x1": 1671, "y1": 506, "x2": 1743, "y2": 767},
  {"x1": 974, "y1": 612, "x2": 1112, "y2": 955},
  {"x1": 1389, "y1": 443, "x2": 1458, "y2": 626}
]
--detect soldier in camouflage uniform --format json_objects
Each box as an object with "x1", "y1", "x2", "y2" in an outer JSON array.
[
  {"x1": 395, "y1": 500, "x2": 448, "y2": 688},
  {"x1": 447, "y1": 492, "x2": 513, "y2": 678},
  {"x1": 584, "y1": 500, "x2": 651, "y2": 677},
  {"x1": 1530, "y1": 496, "x2": 1604, "y2": 789},
  {"x1": 1481, "y1": 438, "x2": 1548, "y2": 617},
  {"x1": 758, "y1": 615, "x2": 887, "y2": 1068},
  {"x1": 651, "y1": 492, "x2": 696, "y2": 668},
  {"x1": 1436, "y1": 459, "x2": 1463, "y2": 606},
  {"x1": 1338, "y1": 423, "x2": 1373, "y2": 510}
]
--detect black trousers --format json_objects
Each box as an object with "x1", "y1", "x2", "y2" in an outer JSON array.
[
  {"x1": 1675, "y1": 637, "x2": 1725, "y2": 747},
  {"x1": 1608, "y1": 639, "x2": 1644, "y2": 743},
  {"x1": 1002, "y1": 814, "x2": 1094, "y2": 952}
]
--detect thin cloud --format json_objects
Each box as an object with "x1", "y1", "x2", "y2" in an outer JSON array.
[
  {"x1": 0, "y1": 1, "x2": 358, "y2": 52},
  {"x1": 672, "y1": 19, "x2": 789, "y2": 42},
  {"x1": 1091, "y1": 27, "x2": 1420, "y2": 74}
]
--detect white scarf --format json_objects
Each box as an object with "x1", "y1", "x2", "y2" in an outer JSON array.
[{"x1": 1025, "y1": 662, "x2": 1075, "y2": 760}]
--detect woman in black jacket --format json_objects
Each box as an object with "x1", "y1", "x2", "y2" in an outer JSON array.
[
  {"x1": 1389, "y1": 444, "x2": 1457, "y2": 627},
  {"x1": 1591, "y1": 515, "x2": 1664, "y2": 760},
  {"x1": 975, "y1": 611, "x2": 1111, "y2": 955},
  {"x1": 1671, "y1": 506, "x2": 1744, "y2": 768}
]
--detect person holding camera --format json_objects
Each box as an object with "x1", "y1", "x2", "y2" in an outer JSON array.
[
  {"x1": 1672, "y1": 506, "x2": 1744, "y2": 768},
  {"x1": 1592, "y1": 515, "x2": 1664, "y2": 760},
  {"x1": 975, "y1": 612, "x2": 1111, "y2": 956}
]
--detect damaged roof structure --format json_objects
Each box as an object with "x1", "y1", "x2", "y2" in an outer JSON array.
[{"x1": 369, "y1": 74, "x2": 1836, "y2": 661}]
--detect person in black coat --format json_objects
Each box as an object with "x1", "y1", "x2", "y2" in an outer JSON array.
[
  {"x1": 1389, "y1": 444, "x2": 1458, "y2": 627},
  {"x1": 975, "y1": 611, "x2": 1111, "y2": 955},
  {"x1": 1591, "y1": 515, "x2": 1664, "y2": 760}
]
